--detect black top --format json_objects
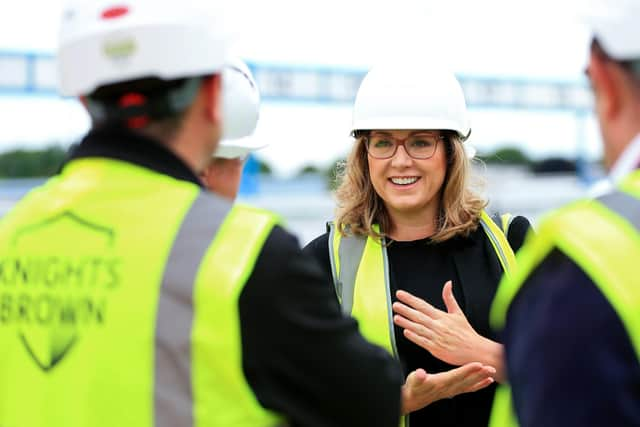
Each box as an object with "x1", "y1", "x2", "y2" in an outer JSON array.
[
  {"x1": 69, "y1": 127, "x2": 403, "y2": 427},
  {"x1": 304, "y1": 216, "x2": 530, "y2": 427},
  {"x1": 504, "y1": 248, "x2": 640, "y2": 426}
]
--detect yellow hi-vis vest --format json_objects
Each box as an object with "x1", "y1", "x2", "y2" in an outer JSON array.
[
  {"x1": 0, "y1": 158, "x2": 285, "y2": 427},
  {"x1": 327, "y1": 210, "x2": 516, "y2": 427},
  {"x1": 488, "y1": 170, "x2": 640, "y2": 427}
]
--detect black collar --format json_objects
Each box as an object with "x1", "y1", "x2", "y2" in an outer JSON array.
[{"x1": 66, "y1": 125, "x2": 203, "y2": 187}]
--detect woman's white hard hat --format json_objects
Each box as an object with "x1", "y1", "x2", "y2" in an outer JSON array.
[{"x1": 351, "y1": 61, "x2": 471, "y2": 141}]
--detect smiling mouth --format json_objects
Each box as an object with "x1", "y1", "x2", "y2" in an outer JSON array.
[{"x1": 389, "y1": 177, "x2": 420, "y2": 185}]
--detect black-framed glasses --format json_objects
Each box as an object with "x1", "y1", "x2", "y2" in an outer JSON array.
[{"x1": 364, "y1": 132, "x2": 444, "y2": 160}]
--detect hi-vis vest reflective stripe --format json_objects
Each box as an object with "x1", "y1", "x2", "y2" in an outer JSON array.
[
  {"x1": 0, "y1": 158, "x2": 285, "y2": 427},
  {"x1": 327, "y1": 210, "x2": 515, "y2": 427},
  {"x1": 488, "y1": 170, "x2": 640, "y2": 427}
]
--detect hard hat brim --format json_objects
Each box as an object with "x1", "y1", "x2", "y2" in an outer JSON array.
[
  {"x1": 352, "y1": 117, "x2": 471, "y2": 141},
  {"x1": 214, "y1": 138, "x2": 267, "y2": 159}
]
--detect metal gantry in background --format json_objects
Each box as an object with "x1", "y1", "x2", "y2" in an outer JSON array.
[
  {"x1": 249, "y1": 62, "x2": 593, "y2": 113},
  {"x1": 0, "y1": 50, "x2": 595, "y2": 185},
  {"x1": 0, "y1": 50, "x2": 58, "y2": 97}
]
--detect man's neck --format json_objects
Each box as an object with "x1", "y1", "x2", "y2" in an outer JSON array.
[{"x1": 609, "y1": 131, "x2": 640, "y2": 184}]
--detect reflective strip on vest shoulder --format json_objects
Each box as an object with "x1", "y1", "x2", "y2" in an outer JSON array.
[
  {"x1": 336, "y1": 231, "x2": 367, "y2": 314},
  {"x1": 501, "y1": 213, "x2": 514, "y2": 237},
  {"x1": 479, "y1": 210, "x2": 516, "y2": 275},
  {"x1": 598, "y1": 191, "x2": 640, "y2": 231},
  {"x1": 329, "y1": 226, "x2": 398, "y2": 354},
  {"x1": 327, "y1": 222, "x2": 341, "y2": 301},
  {"x1": 154, "y1": 191, "x2": 232, "y2": 427}
]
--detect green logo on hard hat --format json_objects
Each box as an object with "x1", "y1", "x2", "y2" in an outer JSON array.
[{"x1": 103, "y1": 38, "x2": 137, "y2": 59}]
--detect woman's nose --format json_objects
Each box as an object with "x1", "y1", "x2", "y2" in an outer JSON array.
[{"x1": 390, "y1": 144, "x2": 412, "y2": 166}]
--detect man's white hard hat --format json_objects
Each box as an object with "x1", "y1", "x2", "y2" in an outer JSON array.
[
  {"x1": 58, "y1": 0, "x2": 231, "y2": 96},
  {"x1": 585, "y1": 0, "x2": 640, "y2": 60},
  {"x1": 216, "y1": 58, "x2": 266, "y2": 159}
]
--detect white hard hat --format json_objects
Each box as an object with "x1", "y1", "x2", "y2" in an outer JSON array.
[
  {"x1": 215, "y1": 58, "x2": 266, "y2": 159},
  {"x1": 215, "y1": 137, "x2": 267, "y2": 159},
  {"x1": 58, "y1": 0, "x2": 231, "y2": 96},
  {"x1": 352, "y1": 62, "x2": 471, "y2": 141},
  {"x1": 585, "y1": 0, "x2": 640, "y2": 60}
]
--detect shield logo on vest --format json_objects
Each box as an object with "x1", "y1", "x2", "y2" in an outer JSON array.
[
  {"x1": 6, "y1": 211, "x2": 119, "y2": 372},
  {"x1": 19, "y1": 327, "x2": 78, "y2": 371}
]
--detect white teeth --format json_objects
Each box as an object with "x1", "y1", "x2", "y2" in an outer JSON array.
[{"x1": 390, "y1": 177, "x2": 418, "y2": 185}]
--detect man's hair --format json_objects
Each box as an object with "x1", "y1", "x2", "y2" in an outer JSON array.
[
  {"x1": 333, "y1": 131, "x2": 487, "y2": 243},
  {"x1": 591, "y1": 38, "x2": 640, "y2": 83},
  {"x1": 87, "y1": 76, "x2": 206, "y2": 141}
]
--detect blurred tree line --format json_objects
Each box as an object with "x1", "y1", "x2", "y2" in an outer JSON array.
[
  {"x1": 477, "y1": 146, "x2": 579, "y2": 173},
  {"x1": 0, "y1": 146, "x2": 67, "y2": 178},
  {"x1": 477, "y1": 146, "x2": 531, "y2": 166}
]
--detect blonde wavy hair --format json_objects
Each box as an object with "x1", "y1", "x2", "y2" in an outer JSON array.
[{"x1": 334, "y1": 131, "x2": 487, "y2": 243}]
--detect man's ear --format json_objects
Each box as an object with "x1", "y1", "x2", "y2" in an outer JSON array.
[
  {"x1": 203, "y1": 74, "x2": 222, "y2": 125},
  {"x1": 590, "y1": 53, "x2": 623, "y2": 120}
]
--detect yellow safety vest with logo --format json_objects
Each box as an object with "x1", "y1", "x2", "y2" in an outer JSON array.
[
  {"x1": 328, "y1": 210, "x2": 516, "y2": 427},
  {"x1": 0, "y1": 157, "x2": 285, "y2": 427},
  {"x1": 488, "y1": 170, "x2": 640, "y2": 427}
]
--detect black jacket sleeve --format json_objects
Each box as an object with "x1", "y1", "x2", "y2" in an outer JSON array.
[
  {"x1": 302, "y1": 232, "x2": 332, "y2": 274},
  {"x1": 504, "y1": 248, "x2": 640, "y2": 426},
  {"x1": 505, "y1": 215, "x2": 532, "y2": 253},
  {"x1": 239, "y1": 226, "x2": 403, "y2": 427}
]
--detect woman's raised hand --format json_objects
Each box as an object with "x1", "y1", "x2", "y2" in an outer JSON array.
[
  {"x1": 393, "y1": 281, "x2": 505, "y2": 382},
  {"x1": 401, "y1": 363, "x2": 496, "y2": 413}
]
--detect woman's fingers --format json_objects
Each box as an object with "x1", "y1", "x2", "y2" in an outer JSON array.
[
  {"x1": 392, "y1": 301, "x2": 433, "y2": 324},
  {"x1": 406, "y1": 368, "x2": 428, "y2": 386},
  {"x1": 395, "y1": 289, "x2": 443, "y2": 319},
  {"x1": 439, "y1": 363, "x2": 496, "y2": 398},
  {"x1": 442, "y1": 281, "x2": 463, "y2": 314},
  {"x1": 402, "y1": 328, "x2": 433, "y2": 351},
  {"x1": 392, "y1": 303, "x2": 440, "y2": 342},
  {"x1": 466, "y1": 377, "x2": 495, "y2": 393}
]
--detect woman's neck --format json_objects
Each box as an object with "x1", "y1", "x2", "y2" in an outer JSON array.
[{"x1": 387, "y1": 207, "x2": 439, "y2": 241}]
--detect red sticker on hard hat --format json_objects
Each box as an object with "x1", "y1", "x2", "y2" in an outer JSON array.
[{"x1": 101, "y1": 6, "x2": 129, "y2": 20}]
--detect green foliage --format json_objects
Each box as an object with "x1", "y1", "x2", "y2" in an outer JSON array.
[
  {"x1": 256, "y1": 158, "x2": 272, "y2": 175},
  {"x1": 298, "y1": 165, "x2": 322, "y2": 175},
  {"x1": 292, "y1": 160, "x2": 345, "y2": 190},
  {"x1": 477, "y1": 146, "x2": 531, "y2": 166},
  {"x1": 0, "y1": 146, "x2": 68, "y2": 177},
  {"x1": 325, "y1": 159, "x2": 345, "y2": 191}
]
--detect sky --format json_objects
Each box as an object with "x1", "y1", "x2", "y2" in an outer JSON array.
[{"x1": 0, "y1": 0, "x2": 604, "y2": 176}]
